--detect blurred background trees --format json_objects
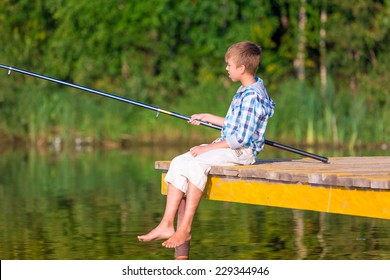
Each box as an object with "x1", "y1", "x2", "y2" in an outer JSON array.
[{"x1": 0, "y1": 0, "x2": 388, "y2": 147}]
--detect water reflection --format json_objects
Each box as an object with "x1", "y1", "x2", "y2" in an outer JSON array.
[{"x1": 0, "y1": 146, "x2": 390, "y2": 260}]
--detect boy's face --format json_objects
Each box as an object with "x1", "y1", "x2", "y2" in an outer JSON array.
[{"x1": 225, "y1": 58, "x2": 243, "y2": 82}]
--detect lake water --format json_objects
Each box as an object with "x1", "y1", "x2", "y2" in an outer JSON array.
[{"x1": 1, "y1": 145, "x2": 390, "y2": 260}]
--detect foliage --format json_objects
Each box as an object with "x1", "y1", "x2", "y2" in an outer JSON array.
[{"x1": 0, "y1": 0, "x2": 389, "y2": 147}]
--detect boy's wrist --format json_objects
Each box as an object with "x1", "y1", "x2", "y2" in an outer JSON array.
[{"x1": 202, "y1": 113, "x2": 210, "y2": 122}]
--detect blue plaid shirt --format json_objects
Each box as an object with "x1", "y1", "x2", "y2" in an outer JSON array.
[{"x1": 220, "y1": 77, "x2": 275, "y2": 156}]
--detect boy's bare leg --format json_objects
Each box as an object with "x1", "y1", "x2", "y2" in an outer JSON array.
[
  {"x1": 138, "y1": 183, "x2": 184, "y2": 242},
  {"x1": 162, "y1": 181, "x2": 203, "y2": 248}
]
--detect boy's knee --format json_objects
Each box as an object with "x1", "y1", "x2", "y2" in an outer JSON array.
[
  {"x1": 171, "y1": 156, "x2": 187, "y2": 166},
  {"x1": 172, "y1": 154, "x2": 196, "y2": 165}
]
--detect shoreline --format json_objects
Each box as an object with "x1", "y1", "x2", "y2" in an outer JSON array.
[{"x1": 0, "y1": 132, "x2": 388, "y2": 153}]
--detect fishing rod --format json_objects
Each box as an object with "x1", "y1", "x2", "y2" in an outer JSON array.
[{"x1": 0, "y1": 64, "x2": 329, "y2": 163}]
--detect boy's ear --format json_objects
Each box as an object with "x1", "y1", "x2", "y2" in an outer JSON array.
[{"x1": 238, "y1": 64, "x2": 246, "y2": 74}]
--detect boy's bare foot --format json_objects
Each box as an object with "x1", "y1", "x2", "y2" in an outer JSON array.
[
  {"x1": 138, "y1": 225, "x2": 175, "y2": 242},
  {"x1": 162, "y1": 230, "x2": 191, "y2": 248}
]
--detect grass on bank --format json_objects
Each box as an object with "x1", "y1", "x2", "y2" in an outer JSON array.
[{"x1": 0, "y1": 76, "x2": 389, "y2": 149}]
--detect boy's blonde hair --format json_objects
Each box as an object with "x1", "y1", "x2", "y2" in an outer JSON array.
[{"x1": 225, "y1": 41, "x2": 262, "y2": 75}]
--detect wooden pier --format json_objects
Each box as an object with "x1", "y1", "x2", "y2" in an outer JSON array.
[
  {"x1": 156, "y1": 156, "x2": 390, "y2": 220},
  {"x1": 156, "y1": 156, "x2": 390, "y2": 259}
]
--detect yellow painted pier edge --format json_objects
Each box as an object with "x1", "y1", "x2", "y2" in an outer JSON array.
[
  {"x1": 158, "y1": 157, "x2": 390, "y2": 220},
  {"x1": 161, "y1": 174, "x2": 390, "y2": 220}
]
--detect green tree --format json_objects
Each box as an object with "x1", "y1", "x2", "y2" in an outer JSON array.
[{"x1": 326, "y1": 0, "x2": 389, "y2": 93}]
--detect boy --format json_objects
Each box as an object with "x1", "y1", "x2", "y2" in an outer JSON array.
[{"x1": 138, "y1": 41, "x2": 275, "y2": 248}]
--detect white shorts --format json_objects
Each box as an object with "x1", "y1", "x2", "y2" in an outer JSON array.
[{"x1": 164, "y1": 147, "x2": 255, "y2": 194}]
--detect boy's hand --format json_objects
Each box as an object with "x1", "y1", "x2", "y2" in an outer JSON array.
[
  {"x1": 189, "y1": 145, "x2": 209, "y2": 157},
  {"x1": 189, "y1": 113, "x2": 225, "y2": 127},
  {"x1": 188, "y1": 113, "x2": 207, "y2": 126},
  {"x1": 189, "y1": 140, "x2": 229, "y2": 157}
]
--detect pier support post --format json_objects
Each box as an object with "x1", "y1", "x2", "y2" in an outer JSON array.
[{"x1": 175, "y1": 198, "x2": 190, "y2": 260}]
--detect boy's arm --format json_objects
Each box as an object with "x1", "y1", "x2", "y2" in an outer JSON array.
[{"x1": 188, "y1": 113, "x2": 224, "y2": 127}]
